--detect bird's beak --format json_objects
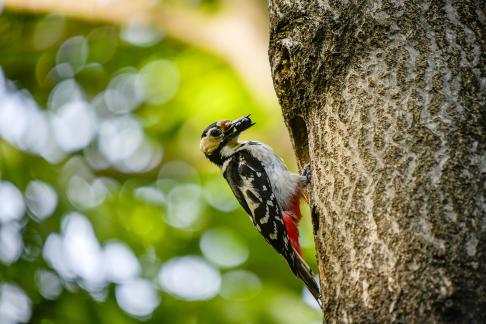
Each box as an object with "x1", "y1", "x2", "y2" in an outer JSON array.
[{"x1": 223, "y1": 115, "x2": 255, "y2": 141}]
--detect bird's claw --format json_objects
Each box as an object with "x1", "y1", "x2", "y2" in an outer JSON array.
[{"x1": 301, "y1": 164, "x2": 312, "y2": 186}]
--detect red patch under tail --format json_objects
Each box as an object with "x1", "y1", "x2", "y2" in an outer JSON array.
[
  {"x1": 283, "y1": 186, "x2": 304, "y2": 255},
  {"x1": 283, "y1": 213, "x2": 302, "y2": 255}
]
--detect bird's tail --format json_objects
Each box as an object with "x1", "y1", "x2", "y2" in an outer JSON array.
[{"x1": 290, "y1": 248, "x2": 322, "y2": 307}]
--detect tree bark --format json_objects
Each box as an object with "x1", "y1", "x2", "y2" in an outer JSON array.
[{"x1": 269, "y1": 1, "x2": 486, "y2": 323}]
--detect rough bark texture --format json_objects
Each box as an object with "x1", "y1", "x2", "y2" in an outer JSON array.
[{"x1": 269, "y1": 1, "x2": 486, "y2": 323}]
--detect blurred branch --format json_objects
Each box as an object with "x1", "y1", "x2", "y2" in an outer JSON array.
[{"x1": 3, "y1": 0, "x2": 277, "y2": 106}]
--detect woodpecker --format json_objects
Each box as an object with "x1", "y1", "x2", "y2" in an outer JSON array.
[{"x1": 200, "y1": 115, "x2": 321, "y2": 304}]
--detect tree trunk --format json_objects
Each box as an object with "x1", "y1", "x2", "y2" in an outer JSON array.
[{"x1": 269, "y1": 1, "x2": 486, "y2": 323}]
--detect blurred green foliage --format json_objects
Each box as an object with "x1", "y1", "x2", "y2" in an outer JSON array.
[{"x1": 0, "y1": 6, "x2": 320, "y2": 324}]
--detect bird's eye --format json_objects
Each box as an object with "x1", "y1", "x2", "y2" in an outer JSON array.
[{"x1": 209, "y1": 129, "x2": 222, "y2": 137}]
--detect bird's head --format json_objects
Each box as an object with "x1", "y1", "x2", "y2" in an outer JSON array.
[{"x1": 200, "y1": 115, "x2": 254, "y2": 163}]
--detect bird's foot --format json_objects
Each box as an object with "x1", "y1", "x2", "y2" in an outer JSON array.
[{"x1": 301, "y1": 164, "x2": 312, "y2": 186}]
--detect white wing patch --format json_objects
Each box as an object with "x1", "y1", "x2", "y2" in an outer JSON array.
[
  {"x1": 240, "y1": 171, "x2": 262, "y2": 216},
  {"x1": 259, "y1": 205, "x2": 271, "y2": 224}
]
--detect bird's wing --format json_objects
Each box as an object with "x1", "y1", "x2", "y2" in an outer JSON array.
[{"x1": 223, "y1": 150, "x2": 289, "y2": 253}]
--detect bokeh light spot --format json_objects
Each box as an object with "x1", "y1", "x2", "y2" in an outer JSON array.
[
  {"x1": 220, "y1": 270, "x2": 262, "y2": 301},
  {"x1": 103, "y1": 241, "x2": 141, "y2": 283},
  {"x1": 98, "y1": 115, "x2": 143, "y2": 163},
  {"x1": 0, "y1": 181, "x2": 25, "y2": 223},
  {"x1": 43, "y1": 233, "x2": 75, "y2": 280},
  {"x1": 203, "y1": 177, "x2": 238, "y2": 212},
  {"x1": 115, "y1": 279, "x2": 160, "y2": 318},
  {"x1": 48, "y1": 79, "x2": 84, "y2": 111},
  {"x1": 35, "y1": 269, "x2": 62, "y2": 300},
  {"x1": 134, "y1": 186, "x2": 165, "y2": 206},
  {"x1": 62, "y1": 213, "x2": 105, "y2": 290},
  {"x1": 25, "y1": 180, "x2": 58, "y2": 221},
  {"x1": 166, "y1": 184, "x2": 201, "y2": 229},
  {"x1": 0, "y1": 223, "x2": 23, "y2": 265},
  {"x1": 158, "y1": 161, "x2": 200, "y2": 186},
  {"x1": 121, "y1": 19, "x2": 162, "y2": 47},
  {"x1": 83, "y1": 142, "x2": 110, "y2": 170},
  {"x1": 158, "y1": 256, "x2": 221, "y2": 301},
  {"x1": 87, "y1": 26, "x2": 118, "y2": 63},
  {"x1": 0, "y1": 283, "x2": 32, "y2": 324},
  {"x1": 33, "y1": 15, "x2": 65, "y2": 50},
  {"x1": 200, "y1": 227, "x2": 249, "y2": 268},
  {"x1": 140, "y1": 60, "x2": 179, "y2": 104},
  {"x1": 105, "y1": 71, "x2": 144, "y2": 114},
  {"x1": 67, "y1": 176, "x2": 107, "y2": 210},
  {"x1": 0, "y1": 81, "x2": 52, "y2": 157},
  {"x1": 52, "y1": 100, "x2": 97, "y2": 152},
  {"x1": 115, "y1": 138, "x2": 163, "y2": 173},
  {"x1": 56, "y1": 36, "x2": 88, "y2": 77}
]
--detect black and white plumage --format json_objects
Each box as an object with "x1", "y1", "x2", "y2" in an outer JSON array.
[{"x1": 200, "y1": 116, "x2": 321, "y2": 304}]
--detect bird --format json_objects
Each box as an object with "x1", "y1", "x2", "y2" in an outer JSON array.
[{"x1": 200, "y1": 115, "x2": 321, "y2": 304}]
